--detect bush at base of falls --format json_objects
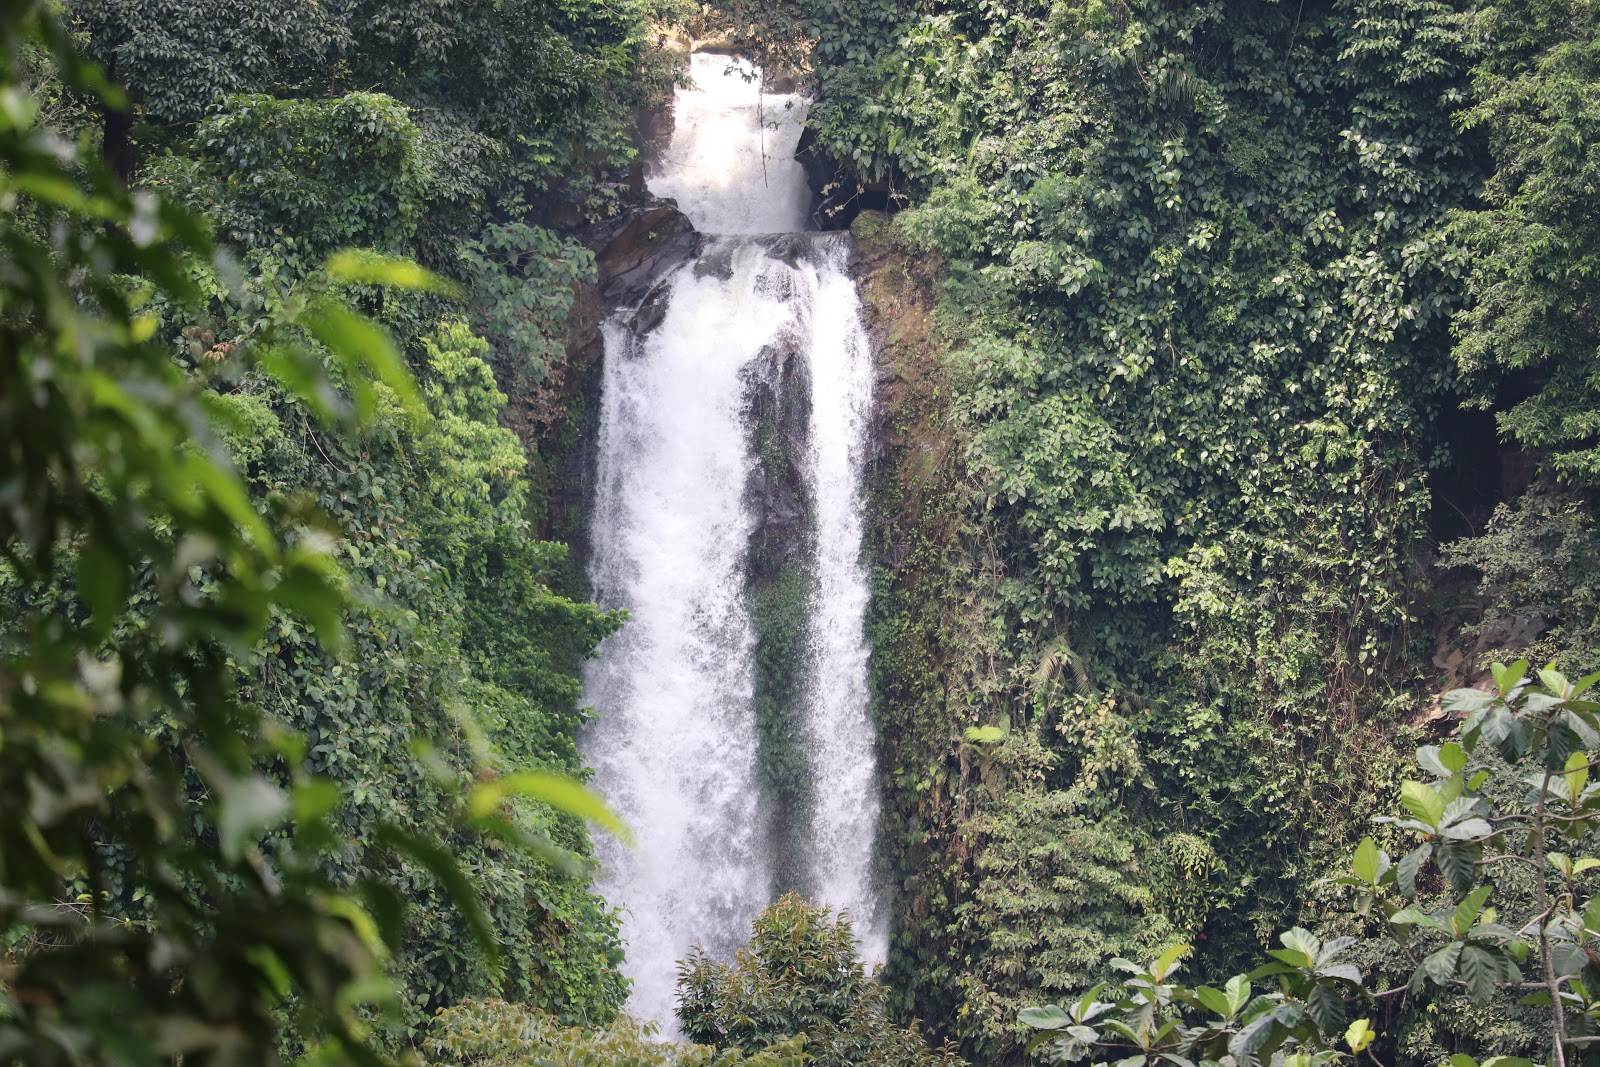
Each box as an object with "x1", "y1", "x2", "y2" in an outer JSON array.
[
  {"x1": 427, "y1": 999, "x2": 804, "y2": 1067},
  {"x1": 676, "y1": 894, "x2": 965, "y2": 1067}
]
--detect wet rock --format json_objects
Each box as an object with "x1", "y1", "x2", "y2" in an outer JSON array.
[
  {"x1": 693, "y1": 244, "x2": 737, "y2": 281},
  {"x1": 794, "y1": 126, "x2": 897, "y2": 231},
  {"x1": 626, "y1": 281, "x2": 673, "y2": 340},
  {"x1": 743, "y1": 332, "x2": 815, "y2": 577},
  {"x1": 755, "y1": 232, "x2": 813, "y2": 269},
  {"x1": 581, "y1": 199, "x2": 702, "y2": 307}
]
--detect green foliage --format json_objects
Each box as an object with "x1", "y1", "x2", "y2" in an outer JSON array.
[
  {"x1": 1020, "y1": 935, "x2": 1371, "y2": 1067},
  {"x1": 958, "y1": 733, "x2": 1178, "y2": 1059},
  {"x1": 184, "y1": 305, "x2": 628, "y2": 1026},
  {"x1": 428, "y1": 998, "x2": 805, "y2": 1067},
  {"x1": 1450, "y1": 0, "x2": 1600, "y2": 483},
  {"x1": 65, "y1": 0, "x2": 660, "y2": 1024},
  {"x1": 67, "y1": 0, "x2": 351, "y2": 123},
  {"x1": 1341, "y1": 663, "x2": 1600, "y2": 1066},
  {"x1": 1443, "y1": 485, "x2": 1600, "y2": 677},
  {"x1": 173, "y1": 92, "x2": 425, "y2": 254},
  {"x1": 0, "y1": 4, "x2": 657, "y2": 1058},
  {"x1": 815, "y1": 0, "x2": 1482, "y2": 1052},
  {"x1": 456, "y1": 221, "x2": 595, "y2": 391},
  {"x1": 71, "y1": 0, "x2": 681, "y2": 408},
  {"x1": 677, "y1": 894, "x2": 964, "y2": 1067},
  {"x1": 1018, "y1": 662, "x2": 1600, "y2": 1067},
  {"x1": 0, "y1": 3, "x2": 623, "y2": 1061}
]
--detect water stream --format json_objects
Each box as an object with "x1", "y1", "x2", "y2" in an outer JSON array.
[{"x1": 580, "y1": 53, "x2": 886, "y2": 1030}]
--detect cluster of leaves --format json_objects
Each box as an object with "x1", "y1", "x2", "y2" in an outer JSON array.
[
  {"x1": 0, "y1": 2, "x2": 625, "y2": 1062},
  {"x1": 1020, "y1": 938, "x2": 1373, "y2": 1067},
  {"x1": 953, "y1": 728, "x2": 1180, "y2": 1053},
  {"x1": 1344, "y1": 663, "x2": 1600, "y2": 1063},
  {"x1": 1023, "y1": 660, "x2": 1600, "y2": 1067},
  {"x1": 1440, "y1": 488, "x2": 1600, "y2": 678},
  {"x1": 677, "y1": 893, "x2": 964, "y2": 1067}
]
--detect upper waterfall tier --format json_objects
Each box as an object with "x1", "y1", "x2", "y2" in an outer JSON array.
[{"x1": 647, "y1": 54, "x2": 813, "y2": 235}]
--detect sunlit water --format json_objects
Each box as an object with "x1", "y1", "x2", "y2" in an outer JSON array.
[{"x1": 580, "y1": 52, "x2": 885, "y2": 1032}]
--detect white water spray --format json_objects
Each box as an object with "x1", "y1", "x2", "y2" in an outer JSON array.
[
  {"x1": 647, "y1": 54, "x2": 812, "y2": 235},
  {"x1": 581, "y1": 52, "x2": 885, "y2": 1032}
]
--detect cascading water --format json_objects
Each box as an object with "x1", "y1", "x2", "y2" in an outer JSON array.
[{"x1": 581, "y1": 53, "x2": 886, "y2": 1031}]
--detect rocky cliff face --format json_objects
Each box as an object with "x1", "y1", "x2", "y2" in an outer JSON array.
[
  {"x1": 795, "y1": 127, "x2": 901, "y2": 231},
  {"x1": 742, "y1": 318, "x2": 818, "y2": 896},
  {"x1": 847, "y1": 210, "x2": 995, "y2": 1030}
]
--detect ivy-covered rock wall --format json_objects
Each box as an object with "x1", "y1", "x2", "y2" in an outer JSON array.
[{"x1": 816, "y1": 0, "x2": 1600, "y2": 1061}]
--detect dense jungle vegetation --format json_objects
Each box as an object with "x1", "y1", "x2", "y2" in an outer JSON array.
[{"x1": 4, "y1": 0, "x2": 1600, "y2": 1063}]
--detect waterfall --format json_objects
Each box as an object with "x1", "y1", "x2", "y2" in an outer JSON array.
[{"x1": 580, "y1": 53, "x2": 886, "y2": 1031}]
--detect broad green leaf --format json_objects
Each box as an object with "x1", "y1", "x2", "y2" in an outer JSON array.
[
  {"x1": 1345, "y1": 1019, "x2": 1375, "y2": 1053},
  {"x1": 1194, "y1": 985, "x2": 1232, "y2": 1018},
  {"x1": 1417, "y1": 744, "x2": 1453, "y2": 777},
  {"x1": 1075, "y1": 983, "x2": 1110, "y2": 1021},
  {"x1": 1352, "y1": 836, "x2": 1382, "y2": 883},
  {"x1": 1018, "y1": 1005, "x2": 1072, "y2": 1030},
  {"x1": 301, "y1": 299, "x2": 424, "y2": 418},
  {"x1": 273, "y1": 568, "x2": 349, "y2": 654},
  {"x1": 1586, "y1": 895, "x2": 1600, "y2": 936},
  {"x1": 1444, "y1": 688, "x2": 1496, "y2": 714},
  {"x1": 1437, "y1": 843, "x2": 1478, "y2": 891},
  {"x1": 1452, "y1": 886, "x2": 1492, "y2": 935},
  {"x1": 1304, "y1": 982, "x2": 1344, "y2": 1035},
  {"x1": 75, "y1": 539, "x2": 126, "y2": 638},
  {"x1": 1400, "y1": 780, "x2": 1445, "y2": 829},
  {"x1": 1389, "y1": 906, "x2": 1454, "y2": 935},
  {"x1": 1440, "y1": 817, "x2": 1492, "y2": 841},
  {"x1": 324, "y1": 895, "x2": 388, "y2": 961},
  {"x1": 1397, "y1": 841, "x2": 1431, "y2": 897},
  {"x1": 216, "y1": 775, "x2": 291, "y2": 863},
  {"x1": 258, "y1": 344, "x2": 348, "y2": 424},
  {"x1": 1223, "y1": 975, "x2": 1251, "y2": 1015},
  {"x1": 1279, "y1": 927, "x2": 1320, "y2": 962},
  {"x1": 1538, "y1": 666, "x2": 1569, "y2": 696},
  {"x1": 293, "y1": 779, "x2": 342, "y2": 824},
  {"x1": 1153, "y1": 943, "x2": 1190, "y2": 981},
  {"x1": 1316, "y1": 963, "x2": 1362, "y2": 984},
  {"x1": 376, "y1": 823, "x2": 498, "y2": 967},
  {"x1": 184, "y1": 450, "x2": 273, "y2": 554},
  {"x1": 1422, "y1": 942, "x2": 1463, "y2": 987},
  {"x1": 325, "y1": 249, "x2": 462, "y2": 295},
  {"x1": 1566, "y1": 750, "x2": 1591, "y2": 802},
  {"x1": 469, "y1": 770, "x2": 630, "y2": 842},
  {"x1": 1491, "y1": 660, "x2": 1526, "y2": 696}
]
